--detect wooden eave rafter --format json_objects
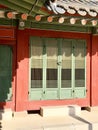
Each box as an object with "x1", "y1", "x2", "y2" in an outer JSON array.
[
  {"x1": 1, "y1": 0, "x2": 98, "y2": 27},
  {"x1": 0, "y1": 0, "x2": 48, "y2": 16}
]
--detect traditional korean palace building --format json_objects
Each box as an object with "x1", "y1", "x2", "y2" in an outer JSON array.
[{"x1": 0, "y1": 0, "x2": 98, "y2": 111}]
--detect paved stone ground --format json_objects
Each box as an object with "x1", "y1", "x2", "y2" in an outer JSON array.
[{"x1": 0, "y1": 107, "x2": 98, "y2": 130}]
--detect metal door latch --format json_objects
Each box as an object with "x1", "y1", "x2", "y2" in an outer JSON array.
[
  {"x1": 57, "y1": 62, "x2": 61, "y2": 65},
  {"x1": 43, "y1": 91, "x2": 45, "y2": 94}
]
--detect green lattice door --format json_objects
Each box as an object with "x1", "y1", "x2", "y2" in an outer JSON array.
[
  {"x1": 60, "y1": 39, "x2": 86, "y2": 99},
  {"x1": 29, "y1": 37, "x2": 86, "y2": 100},
  {"x1": 0, "y1": 45, "x2": 12, "y2": 101}
]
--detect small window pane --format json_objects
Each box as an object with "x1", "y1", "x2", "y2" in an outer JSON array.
[
  {"x1": 30, "y1": 38, "x2": 42, "y2": 88},
  {"x1": 74, "y1": 42, "x2": 86, "y2": 87},
  {"x1": 46, "y1": 38, "x2": 58, "y2": 88},
  {"x1": 61, "y1": 41, "x2": 72, "y2": 88}
]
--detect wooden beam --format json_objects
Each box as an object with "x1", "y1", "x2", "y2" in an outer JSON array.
[
  {"x1": 35, "y1": 15, "x2": 42, "y2": 21},
  {"x1": 0, "y1": 1, "x2": 29, "y2": 14},
  {"x1": 47, "y1": 16, "x2": 54, "y2": 23},
  {"x1": 58, "y1": 17, "x2": 65, "y2": 24},
  {"x1": 49, "y1": 16, "x2": 65, "y2": 23},
  {"x1": 70, "y1": 18, "x2": 77, "y2": 25},
  {"x1": 5, "y1": 12, "x2": 14, "y2": 19},
  {"x1": 6, "y1": 0, "x2": 32, "y2": 10},
  {"x1": 91, "y1": 20, "x2": 98, "y2": 26},
  {"x1": 16, "y1": 13, "x2": 28, "y2": 20},
  {"x1": 40, "y1": 16, "x2": 54, "y2": 23},
  {"x1": 81, "y1": 19, "x2": 87, "y2": 25},
  {"x1": 23, "y1": 0, "x2": 44, "y2": 7},
  {"x1": 27, "y1": 15, "x2": 42, "y2": 22}
]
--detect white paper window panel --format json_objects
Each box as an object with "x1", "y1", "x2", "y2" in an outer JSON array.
[
  {"x1": 47, "y1": 59, "x2": 57, "y2": 68},
  {"x1": 62, "y1": 60, "x2": 72, "y2": 69},
  {"x1": 31, "y1": 59, "x2": 42, "y2": 68},
  {"x1": 75, "y1": 60, "x2": 85, "y2": 68}
]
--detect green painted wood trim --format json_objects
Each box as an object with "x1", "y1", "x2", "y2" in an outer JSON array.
[
  {"x1": 23, "y1": 0, "x2": 46, "y2": 7},
  {"x1": 72, "y1": 40, "x2": 76, "y2": 97},
  {"x1": 84, "y1": 40, "x2": 87, "y2": 96},
  {"x1": 31, "y1": 22, "x2": 92, "y2": 33},
  {"x1": 0, "y1": 18, "x2": 18, "y2": 26},
  {"x1": 42, "y1": 38, "x2": 47, "y2": 99},
  {"x1": 0, "y1": 0, "x2": 48, "y2": 16},
  {"x1": 7, "y1": 0, "x2": 48, "y2": 15},
  {"x1": 0, "y1": 1, "x2": 29, "y2": 14},
  {"x1": 73, "y1": 40, "x2": 86, "y2": 98},
  {"x1": 57, "y1": 39, "x2": 62, "y2": 99},
  {"x1": 7, "y1": 0, "x2": 33, "y2": 10}
]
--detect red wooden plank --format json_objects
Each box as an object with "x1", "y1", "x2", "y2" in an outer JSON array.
[
  {"x1": 0, "y1": 4, "x2": 7, "y2": 8},
  {"x1": 0, "y1": 28, "x2": 15, "y2": 38},
  {"x1": 26, "y1": 28, "x2": 91, "y2": 39}
]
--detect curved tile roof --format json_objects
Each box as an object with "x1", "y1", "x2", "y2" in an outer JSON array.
[
  {"x1": 0, "y1": 0, "x2": 98, "y2": 27},
  {"x1": 45, "y1": 0, "x2": 98, "y2": 17},
  {"x1": 1, "y1": 0, "x2": 98, "y2": 17}
]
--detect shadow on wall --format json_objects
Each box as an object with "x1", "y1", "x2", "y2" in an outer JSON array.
[
  {"x1": 0, "y1": 110, "x2": 4, "y2": 130},
  {"x1": 0, "y1": 122, "x2": 1, "y2": 130},
  {"x1": 0, "y1": 45, "x2": 13, "y2": 130},
  {"x1": 0, "y1": 111, "x2": 3, "y2": 130}
]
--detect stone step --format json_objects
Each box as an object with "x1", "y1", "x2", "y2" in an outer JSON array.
[
  {"x1": 83, "y1": 106, "x2": 98, "y2": 112},
  {"x1": 0, "y1": 109, "x2": 13, "y2": 120},
  {"x1": 44, "y1": 124, "x2": 88, "y2": 130},
  {"x1": 13, "y1": 111, "x2": 27, "y2": 117},
  {"x1": 40, "y1": 105, "x2": 81, "y2": 117},
  {"x1": 90, "y1": 106, "x2": 98, "y2": 112}
]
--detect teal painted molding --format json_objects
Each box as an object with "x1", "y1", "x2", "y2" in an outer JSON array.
[
  {"x1": 30, "y1": 22, "x2": 92, "y2": 33},
  {"x1": 0, "y1": 17, "x2": 93, "y2": 33},
  {"x1": 0, "y1": 18, "x2": 18, "y2": 26}
]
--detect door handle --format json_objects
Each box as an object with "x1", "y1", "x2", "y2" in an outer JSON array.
[
  {"x1": 43, "y1": 91, "x2": 45, "y2": 94},
  {"x1": 57, "y1": 62, "x2": 61, "y2": 65}
]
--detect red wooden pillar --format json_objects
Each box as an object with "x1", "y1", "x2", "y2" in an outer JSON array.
[
  {"x1": 15, "y1": 29, "x2": 29, "y2": 111},
  {"x1": 91, "y1": 34, "x2": 98, "y2": 106}
]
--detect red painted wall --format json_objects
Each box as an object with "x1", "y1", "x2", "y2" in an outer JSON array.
[
  {"x1": 91, "y1": 35, "x2": 98, "y2": 106},
  {"x1": 1, "y1": 26, "x2": 98, "y2": 111},
  {"x1": 16, "y1": 29, "x2": 91, "y2": 111},
  {"x1": 16, "y1": 29, "x2": 29, "y2": 111}
]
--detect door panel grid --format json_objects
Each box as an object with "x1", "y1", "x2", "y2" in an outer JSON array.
[{"x1": 29, "y1": 37, "x2": 86, "y2": 100}]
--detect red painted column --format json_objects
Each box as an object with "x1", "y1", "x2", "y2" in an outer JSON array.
[
  {"x1": 91, "y1": 35, "x2": 98, "y2": 106},
  {"x1": 15, "y1": 29, "x2": 29, "y2": 111}
]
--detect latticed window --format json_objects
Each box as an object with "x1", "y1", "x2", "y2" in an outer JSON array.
[{"x1": 29, "y1": 37, "x2": 86, "y2": 100}]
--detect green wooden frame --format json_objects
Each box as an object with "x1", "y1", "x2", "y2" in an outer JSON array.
[{"x1": 29, "y1": 37, "x2": 86, "y2": 100}]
